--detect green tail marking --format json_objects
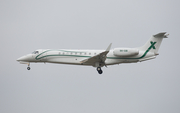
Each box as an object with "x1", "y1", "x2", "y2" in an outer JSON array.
[{"x1": 150, "y1": 41, "x2": 156, "y2": 49}]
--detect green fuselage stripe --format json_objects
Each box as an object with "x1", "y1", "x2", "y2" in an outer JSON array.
[{"x1": 35, "y1": 42, "x2": 156, "y2": 60}]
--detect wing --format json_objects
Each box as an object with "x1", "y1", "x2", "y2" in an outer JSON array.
[{"x1": 80, "y1": 43, "x2": 112, "y2": 66}]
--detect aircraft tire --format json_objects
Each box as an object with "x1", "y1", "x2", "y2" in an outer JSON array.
[
  {"x1": 98, "y1": 70, "x2": 103, "y2": 74},
  {"x1": 27, "y1": 67, "x2": 30, "y2": 70}
]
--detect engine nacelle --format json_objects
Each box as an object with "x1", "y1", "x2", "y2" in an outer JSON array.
[{"x1": 113, "y1": 48, "x2": 139, "y2": 57}]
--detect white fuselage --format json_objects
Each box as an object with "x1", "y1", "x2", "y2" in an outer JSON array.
[{"x1": 17, "y1": 48, "x2": 156, "y2": 67}]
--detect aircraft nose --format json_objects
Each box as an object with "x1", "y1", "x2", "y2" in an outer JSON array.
[
  {"x1": 17, "y1": 56, "x2": 26, "y2": 62},
  {"x1": 17, "y1": 54, "x2": 32, "y2": 62}
]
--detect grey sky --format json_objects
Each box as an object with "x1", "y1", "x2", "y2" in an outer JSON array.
[{"x1": 0, "y1": 0, "x2": 180, "y2": 113}]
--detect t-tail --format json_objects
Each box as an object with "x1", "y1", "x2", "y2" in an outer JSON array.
[{"x1": 139, "y1": 32, "x2": 168, "y2": 55}]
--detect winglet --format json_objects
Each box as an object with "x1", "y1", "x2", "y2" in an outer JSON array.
[{"x1": 106, "y1": 43, "x2": 112, "y2": 52}]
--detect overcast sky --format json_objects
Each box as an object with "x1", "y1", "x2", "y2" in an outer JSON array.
[{"x1": 0, "y1": 0, "x2": 180, "y2": 113}]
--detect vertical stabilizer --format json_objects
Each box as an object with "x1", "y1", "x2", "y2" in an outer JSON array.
[{"x1": 139, "y1": 32, "x2": 168, "y2": 54}]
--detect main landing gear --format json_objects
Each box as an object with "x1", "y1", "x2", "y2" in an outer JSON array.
[{"x1": 97, "y1": 67, "x2": 103, "y2": 74}]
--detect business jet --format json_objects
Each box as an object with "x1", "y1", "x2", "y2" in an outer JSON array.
[{"x1": 17, "y1": 32, "x2": 168, "y2": 74}]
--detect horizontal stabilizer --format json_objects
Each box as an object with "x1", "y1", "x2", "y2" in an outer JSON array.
[{"x1": 154, "y1": 32, "x2": 169, "y2": 38}]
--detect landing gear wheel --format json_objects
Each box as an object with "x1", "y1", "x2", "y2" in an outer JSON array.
[
  {"x1": 98, "y1": 70, "x2": 103, "y2": 74},
  {"x1": 97, "y1": 67, "x2": 103, "y2": 74},
  {"x1": 27, "y1": 67, "x2": 30, "y2": 70}
]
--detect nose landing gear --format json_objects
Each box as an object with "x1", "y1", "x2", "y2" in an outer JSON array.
[
  {"x1": 27, "y1": 67, "x2": 30, "y2": 70},
  {"x1": 97, "y1": 67, "x2": 103, "y2": 74},
  {"x1": 27, "y1": 63, "x2": 30, "y2": 70}
]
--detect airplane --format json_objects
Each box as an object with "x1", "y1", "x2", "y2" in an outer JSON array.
[{"x1": 17, "y1": 32, "x2": 168, "y2": 74}]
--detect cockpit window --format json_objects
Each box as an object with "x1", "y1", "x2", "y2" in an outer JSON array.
[{"x1": 32, "y1": 51, "x2": 39, "y2": 54}]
